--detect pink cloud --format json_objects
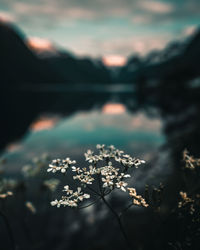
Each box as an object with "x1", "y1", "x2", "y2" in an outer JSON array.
[
  {"x1": 182, "y1": 25, "x2": 198, "y2": 37},
  {"x1": 139, "y1": 1, "x2": 174, "y2": 14},
  {"x1": 0, "y1": 11, "x2": 16, "y2": 23}
]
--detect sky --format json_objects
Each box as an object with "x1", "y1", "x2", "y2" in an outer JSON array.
[{"x1": 0, "y1": 0, "x2": 199, "y2": 64}]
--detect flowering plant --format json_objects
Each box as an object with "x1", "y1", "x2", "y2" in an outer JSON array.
[{"x1": 47, "y1": 144, "x2": 148, "y2": 248}]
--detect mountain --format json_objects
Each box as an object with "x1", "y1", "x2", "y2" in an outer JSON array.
[
  {"x1": 118, "y1": 30, "x2": 200, "y2": 83},
  {"x1": 42, "y1": 52, "x2": 112, "y2": 84},
  {"x1": 0, "y1": 22, "x2": 61, "y2": 85},
  {"x1": 0, "y1": 21, "x2": 112, "y2": 151},
  {"x1": 0, "y1": 21, "x2": 112, "y2": 85}
]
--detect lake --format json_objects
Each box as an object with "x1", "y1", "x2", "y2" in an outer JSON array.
[{"x1": 2, "y1": 83, "x2": 169, "y2": 186}]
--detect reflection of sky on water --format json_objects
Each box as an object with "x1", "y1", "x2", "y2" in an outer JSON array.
[
  {"x1": 3, "y1": 107, "x2": 165, "y2": 177},
  {"x1": 2, "y1": 107, "x2": 170, "y2": 241}
]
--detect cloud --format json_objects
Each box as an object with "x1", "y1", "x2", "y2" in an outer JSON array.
[
  {"x1": 1, "y1": 0, "x2": 200, "y2": 57},
  {"x1": 138, "y1": 1, "x2": 174, "y2": 14},
  {"x1": 12, "y1": 2, "x2": 97, "y2": 20},
  {"x1": 131, "y1": 15, "x2": 152, "y2": 24},
  {"x1": 0, "y1": 11, "x2": 16, "y2": 22},
  {"x1": 84, "y1": 34, "x2": 173, "y2": 57},
  {"x1": 3, "y1": 0, "x2": 198, "y2": 24},
  {"x1": 182, "y1": 25, "x2": 198, "y2": 37}
]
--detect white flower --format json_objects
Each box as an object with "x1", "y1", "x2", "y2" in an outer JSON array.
[
  {"x1": 116, "y1": 181, "x2": 128, "y2": 192},
  {"x1": 63, "y1": 185, "x2": 73, "y2": 195},
  {"x1": 47, "y1": 164, "x2": 60, "y2": 173},
  {"x1": 48, "y1": 157, "x2": 76, "y2": 173},
  {"x1": 121, "y1": 158, "x2": 134, "y2": 168},
  {"x1": 81, "y1": 175, "x2": 94, "y2": 185},
  {"x1": 88, "y1": 165, "x2": 97, "y2": 175},
  {"x1": 60, "y1": 166, "x2": 68, "y2": 173},
  {"x1": 51, "y1": 199, "x2": 63, "y2": 208},
  {"x1": 96, "y1": 144, "x2": 105, "y2": 150},
  {"x1": 63, "y1": 157, "x2": 76, "y2": 165},
  {"x1": 83, "y1": 193, "x2": 90, "y2": 199},
  {"x1": 65, "y1": 200, "x2": 78, "y2": 207},
  {"x1": 118, "y1": 173, "x2": 131, "y2": 179},
  {"x1": 108, "y1": 145, "x2": 115, "y2": 150},
  {"x1": 102, "y1": 176, "x2": 114, "y2": 188},
  {"x1": 123, "y1": 154, "x2": 130, "y2": 158},
  {"x1": 133, "y1": 159, "x2": 145, "y2": 168},
  {"x1": 71, "y1": 166, "x2": 82, "y2": 174}
]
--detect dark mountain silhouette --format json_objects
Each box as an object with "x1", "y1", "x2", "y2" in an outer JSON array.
[
  {"x1": 0, "y1": 21, "x2": 112, "y2": 151},
  {"x1": 42, "y1": 52, "x2": 111, "y2": 83},
  {"x1": 119, "y1": 29, "x2": 200, "y2": 83},
  {"x1": 0, "y1": 21, "x2": 111, "y2": 85},
  {"x1": 0, "y1": 22, "x2": 60, "y2": 85}
]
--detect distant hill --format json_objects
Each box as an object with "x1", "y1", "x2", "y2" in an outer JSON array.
[
  {"x1": 118, "y1": 30, "x2": 200, "y2": 83},
  {"x1": 42, "y1": 52, "x2": 112, "y2": 84},
  {"x1": 0, "y1": 22, "x2": 61, "y2": 85},
  {"x1": 0, "y1": 21, "x2": 113, "y2": 151},
  {"x1": 0, "y1": 21, "x2": 112, "y2": 85}
]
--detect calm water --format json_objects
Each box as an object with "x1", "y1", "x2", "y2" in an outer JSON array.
[{"x1": 2, "y1": 101, "x2": 169, "y2": 186}]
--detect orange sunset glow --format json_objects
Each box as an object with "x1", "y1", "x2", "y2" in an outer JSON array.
[
  {"x1": 27, "y1": 37, "x2": 56, "y2": 53},
  {"x1": 30, "y1": 117, "x2": 58, "y2": 132},
  {"x1": 102, "y1": 103, "x2": 126, "y2": 114},
  {"x1": 102, "y1": 55, "x2": 127, "y2": 67}
]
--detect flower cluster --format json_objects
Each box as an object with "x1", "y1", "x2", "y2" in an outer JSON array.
[
  {"x1": 128, "y1": 188, "x2": 149, "y2": 207},
  {"x1": 48, "y1": 144, "x2": 147, "y2": 208},
  {"x1": 85, "y1": 144, "x2": 145, "y2": 169},
  {"x1": 51, "y1": 186, "x2": 90, "y2": 208},
  {"x1": 183, "y1": 149, "x2": 200, "y2": 170},
  {"x1": 47, "y1": 158, "x2": 76, "y2": 173},
  {"x1": 178, "y1": 191, "x2": 195, "y2": 214}
]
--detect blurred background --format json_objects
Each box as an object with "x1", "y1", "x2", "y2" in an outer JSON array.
[{"x1": 0, "y1": 0, "x2": 200, "y2": 249}]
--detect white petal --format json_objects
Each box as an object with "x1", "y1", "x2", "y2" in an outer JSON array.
[
  {"x1": 103, "y1": 183, "x2": 108, "y2": 188},
  {"x1": 124, "y1": 174, "x2": 131, "y2": 178},
  {"x1": 51, "y1": 200, "x2": 58, "y2": 206},
  {"x1": 121, "y1": 187, "x2": 126, "y2": 192},
  {"x1": 64, "y1": 185, "x2": 69, "y2": 190},
  {"x1": 84, "y1": 194, "x2": 90, "y2": 199}
]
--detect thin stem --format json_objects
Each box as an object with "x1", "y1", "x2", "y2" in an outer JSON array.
[
  {"x1": 86, "y1": 186, "x2": 101, "y2": 197},
  {"x1": 97, "y1": 174, "x2": 103, "y2": 196},
  {"x1": 78, "y1": 197, "x2": 101, "y2": 209},
  {"x1": 0, "y1": 211, "x2": 16, "y2": 250},
  {"x1": 101, "y1": 196, "x2": 132, "y2": 250},
  {"x1": 119, "y1": 203, "x2": 134, "y2": 218}
]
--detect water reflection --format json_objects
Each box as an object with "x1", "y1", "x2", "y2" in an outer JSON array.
[{"x1": 3, "y1": 105, "x2": 165, "y2": 181}]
